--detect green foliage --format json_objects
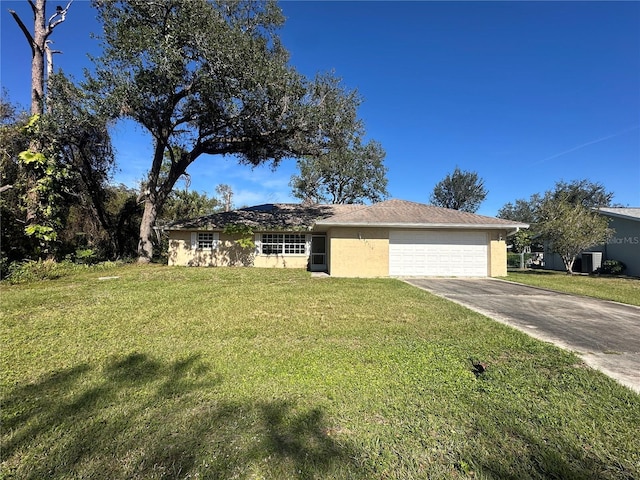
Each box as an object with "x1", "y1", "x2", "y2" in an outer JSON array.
[
  {"x1": 291, "y1": 137, "x2": 388, "y2": 204},
  {"x1": 223, "y1": 224, "x2": 255, "y2": 250},
  {"x1": 1, "y1": 94, "x2": 33, "y2": 264},
  {"x1": 2, "y1": 267, "x2": 639, "y2": 478},
  {"x1": 430, "y1": 166, "x2": 487, "y2": 213},
  {"x1": 4, "y1": 259, "x2": 121, "y2": 284},
  {"x1": 551, "y1": 179, "x2": 614, "y2": 209},
  {"x1": 511, "y1": 229, "x2": 532, "y2": 254},
  {"x1": 103, "y1": 184, "x2": 144, "y2": 259},
  {"x1": 2, "y1": 77, "x2": 115, "y2": 263},
  {"x1": 597, "y1": 259, "x2": 626, "y2": 276},
  {"x1": 160, "y1": 189, "x2": 220, "y2": 223},
  {"x1": 506, "y1": 270, "x2": 640, "y2": 306},
  {"x1": 222, "y1": 224, "x2": 255, "y2": 266},
  {"x1": 498, "y1": 179, "x2": 614, "y2": 226},
  {"x1": 497, "y1": 194, "x2": 543, "y2": 223},
  {"x1": 507, "y1": 252, "x2": 533, "y2": 268},
  {"x1": 88, "y1": 0, "x2": 374, "y2": 259},
  {"x1": 17, "y1": 150, "x2": 47, "y2": 165},
  {"x1": 498, "y1": 179, "x2": 615, "y2": 261},
  {"x1": 24, "y1": 224, "x2": 57, "y2": 242},
  {"x1": 538, "y1": 198, "x2": 613, "y2": 274},
  {"x1": 17, "y1": 114, "x2": 75, "y2": 255},
  {"x1": 74, "y1": 248, "x2": 98, "y2": 265}
]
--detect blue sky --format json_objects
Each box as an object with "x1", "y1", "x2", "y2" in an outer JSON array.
[{"x1": 2, "y1": 1, "x2": 639, "y2": 216}]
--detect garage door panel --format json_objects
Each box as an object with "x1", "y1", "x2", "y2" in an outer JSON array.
[{"x1": 389, "y1": 230, "x2": 487, "y2": 277}]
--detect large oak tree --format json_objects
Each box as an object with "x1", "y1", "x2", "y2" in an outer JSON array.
[{"x1": 88, "y1": 0, "x2": 366, "y2": 261}]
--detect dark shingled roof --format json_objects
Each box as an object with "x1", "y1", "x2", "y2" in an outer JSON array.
[
  {"x1": 164, "y1": 203, "x2": 363, "y2": 231},
  {"x1": 164, "y1": 199, "x2": 529, "y2": 231}
]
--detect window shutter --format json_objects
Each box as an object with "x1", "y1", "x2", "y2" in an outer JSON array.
[
  {"x1": 191, "y1": 232, "x2": 197, "y2": 250},
  {"x1": 254, "y1": 233, "x2": 261, "y2": 255},
  {"x1": 213, "y1": 232, "x2": 220, "y2": 250},
  {"x1": 305, "y1": 234, "x2": 312, "y2": 255}
]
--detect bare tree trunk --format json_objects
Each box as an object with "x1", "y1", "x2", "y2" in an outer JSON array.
[
  {"x1": 45, "y1": 40, "x2": 61, "y2": 114},
  {"x1": 9, "y1": 0, "x2": 72, "y2": 114},
  {"x1": 137, "y1": 199, "x2": 158, "y2": 263},
  {"x1": 563, "y1": 255, "x2": 576, "y2": 275},
  {"x1": 10, "y1": 0, "x2": 72, "y2": 226}
]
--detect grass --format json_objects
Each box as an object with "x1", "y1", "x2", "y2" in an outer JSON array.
[
  {"x1": 1, "y1": 265, "x2": 639, "y2": 479},
  {"x1": 505, "y1": 270, "x2": 640, "y2": 306}
]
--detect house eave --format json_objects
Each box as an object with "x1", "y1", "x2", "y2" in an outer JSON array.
[
  {"x1": 595, "y1": 209, "x2": 640, "y2": 222},
  {"x1": 163, "y1": 225, "x2": 314, "y2": 232},
  {"x1": 314, "y1": 221, "x2": 530, "y2": 230}
]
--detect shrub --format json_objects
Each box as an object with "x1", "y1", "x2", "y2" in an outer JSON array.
[
  {"x1": 5, "y1": 259, "x2": 123, "y2": 284},
  {"x1": 6, "y1": 259, "x2": 75, "y2": 283},
  {"x1": 74, "y1": 248, "x2": 98, "y2": 265},
  {"x1": 507, "y1": 252, "x2": 533, "y2": 269},
  {"x1": 596, "y1": 259, "x2": 626, "y2": 276}
]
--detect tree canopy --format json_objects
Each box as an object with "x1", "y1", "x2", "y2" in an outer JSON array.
[
  {"x1": 429, "y1": 167, "x2": 487, "y2": 213},
  {"x1": 537, "y1": 196, "x2": 613, "y2": 274},
  {"x1": 290, "y1": 137, "x2": 388, "y2": 204},
  {"x1": 161, "y1": 189, "x2": 221, "y2": 223},
  {"x1": 498, "y1": 179, "x2": 616, "y2": 274},
  {"x1": 497, "y1": 179, "x2": 614, "y2": 225},
  {"x1": 88, "y1": 0, "x2": 372, "y2": 261}
]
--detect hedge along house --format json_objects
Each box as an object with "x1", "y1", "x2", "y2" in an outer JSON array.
[{"x1": 165, "y1": 199, "x2": 529, "y2": 277}]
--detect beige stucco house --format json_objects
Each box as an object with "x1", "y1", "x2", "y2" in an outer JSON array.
[{"x1": 165, "y1": 199, "x2": 529, "y2": 277}]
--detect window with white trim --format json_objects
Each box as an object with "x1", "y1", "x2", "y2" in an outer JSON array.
[
  {"x1": 260, "y1": 233, "x2": 306, "y2": 255},
  {"x1": 191, "y1": 232, "x2": 219, "y2": 250},
  {"x1": 198, "y1": 233, "x2": 216, "y2": 249}
]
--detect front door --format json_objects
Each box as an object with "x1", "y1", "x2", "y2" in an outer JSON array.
[{"x1": 310, "y1": 235, "x2": 327, "y2": 272}]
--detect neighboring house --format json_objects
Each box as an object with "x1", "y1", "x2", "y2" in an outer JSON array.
[
  {"x1": 165, "y1": 199, "x2": 528, "y2": 277},
  {"x1": 543, "y1": 207, "x2": 640, "y2": 277}
]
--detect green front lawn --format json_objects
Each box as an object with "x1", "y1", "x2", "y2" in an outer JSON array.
[
  {"x1": 2, "y1": 265, "x2": 638, "y2": 479},
  {"x1": 505, "y1": 270, "x2": 640, "y2": 306}
]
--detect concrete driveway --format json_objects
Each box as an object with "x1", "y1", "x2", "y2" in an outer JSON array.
[{"x1": 404, "y1": 278, "x2": 640, "y2": 393}]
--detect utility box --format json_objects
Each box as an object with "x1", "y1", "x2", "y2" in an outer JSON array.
[{"x1": 581, "y1": 252, "x2": 603, "y2": 273}]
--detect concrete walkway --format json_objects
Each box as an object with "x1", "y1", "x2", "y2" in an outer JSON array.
[{"x1": 404, "y1": 278, "x2": 640, "y2": 394}]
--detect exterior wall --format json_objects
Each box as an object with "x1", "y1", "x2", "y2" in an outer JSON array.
[
  {"x1": 488, "y1": 230, "x2": 508, "y2": 277},
  {"x1": 253, "y1": 252, "x2": 308, "y2": 269},
  {"x1": 169, "y1": 227, "x2": 511, "y2": 278},
  {"x1": 168, "y1": 230, "x2": 196, "y2": 266},
  {"x1": 601, "y1": 216, "x2": 640, "y2": 276},
  {"x1": 326, "y1": 227, "x2": 390, "y2": 277},
  {"x1": 328, "y1": 227, "x2": 507, "y2": 278},
  {"x1": 167, "y1": 231, "x2": 309, "y2": 268}
]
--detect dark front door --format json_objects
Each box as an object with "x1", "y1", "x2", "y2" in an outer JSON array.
[{"x1": 310, "y1": 235, "x2": 327, "y2": 272}]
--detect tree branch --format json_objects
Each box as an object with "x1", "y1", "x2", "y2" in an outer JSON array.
[
  {"x1": 47, "y1": 0, "x2": 73, "y2": 34},
  {"x1": 8, "y1": 10, "x2": 35, "y2": 55}
]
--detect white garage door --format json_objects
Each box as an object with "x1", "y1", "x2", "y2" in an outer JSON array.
[{"x1": 389, "y1": 230, "x2": 488, "y2": 277}]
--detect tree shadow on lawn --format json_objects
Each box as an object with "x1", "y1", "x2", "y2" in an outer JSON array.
[{"x1": 1, "y1": 353, "x2": 361, "y2": 479}]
